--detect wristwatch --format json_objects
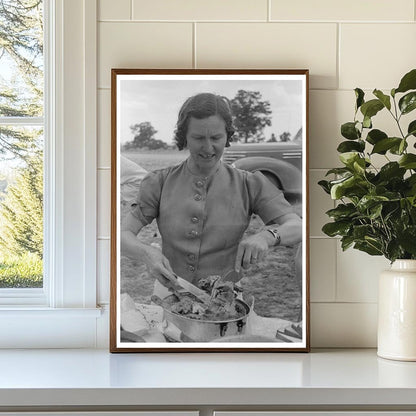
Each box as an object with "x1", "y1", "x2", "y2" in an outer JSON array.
[{"x1": 267, "y1": 228, "x2": 281, "y2": 246}]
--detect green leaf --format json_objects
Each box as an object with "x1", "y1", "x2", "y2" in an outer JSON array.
[
  {"x1": 407, "y1": 120, "x2": 416, "y2": 137},
  {"x1": 363, "y1": 116, "x2": 372, "y2": 129},
  {"x1": 318, "y1": 179, "x2": 331, "y2": 194},
  {"x1": 326, "y1": 203, "x2": 357, "y2": 220},
  {"x1": 341, "y1": 122, "x2": 360, "y2": 140},
  {"x1": 353, "y1": 158, "x2": 366, "y2": 173},
  {"x1": 399, "y1": 139, "x2": 407, "y2": 154},
  {"x1": 377, "y1": 162, "x2": 406, "y2": 181},
  {"x1": 353, "y1": 224, "x2": 374, "y2": 240},
  {"x1": 330, "y1": 175, "x2": 367, "y2": 200},
  {"x1": 339, "y1": 152, "x2": 356, "y2": 166},
  {"x1": 386, "y1": 239, "x2": 402, "y2": 262},
  {"x1": 399, "y1": 92, "x2": 416, "y2": 115},
  {"x1": 325, "y1": 167, "x2": 351, "y2": 176},
  {"x1": 366, "y1": 129, "x2": 387, "y2": 145},
  {"x1": 354, "y1": 241, "x2": 383, "y2": 256},
  {"x1": 357, "y1": 195, "x2": 389, "y2": 212},
  {"x1": 395, "y1": 69, "x2": 416, "y2": 94},
  {"x1": 369, "y1": 203, "x2": 383, "y2": 219},
  {"x1": 360, "y1": 99, "x2": 384, "y2": 119},
  {"x1": 398, "y1": 227, "x2": 416, "y2": 255},
  {"x1": 371, "y1": 137, "x2": 402, "y2": 154},
  {"x1": 391, "y1": 88, "x2": 396, "y2": 97},
  {"x1": 373, "y1": 89, "x2": 391, "y2": 110},
  {"x1": 337, "y1": 140, "x2": 365, "y2": 153},
  {"x1": 355, "y1": 88, "x2": 365, "y2": 110},
  {"x1": 389, "y1": 138, "x2": 408, "y2": 155},
  {"x1": 339, "y1": 152, "x2": 362, "y2": 167},
  {"x1": 322, "y1": 221, "x2": 351, "y2": 237},
  {"x1": 405, "y1": 175, "x2": 416, "y2": 196},
  {"x1": 399, "y1": 154, "x2": 416, "y2": 169},
  {"x1": 341, "y1": 235, "x2": 355, "y2": 251}
]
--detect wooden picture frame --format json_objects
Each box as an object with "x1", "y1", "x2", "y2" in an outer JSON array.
[{"x1": 110, "y1": 69, "x2": 310, "y2": 352}]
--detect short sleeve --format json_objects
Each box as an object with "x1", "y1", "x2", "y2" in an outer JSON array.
[
  {"x1": 246, "y1": 171, "x2": 294, "y2": 224},
  {"x1": 130, "y1": 170, "x2": 164, "y2": 225}
]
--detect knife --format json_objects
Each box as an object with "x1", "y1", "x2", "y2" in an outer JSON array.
[{"x1": 172, "y1": 273, "x2": 211, "y2": 304}]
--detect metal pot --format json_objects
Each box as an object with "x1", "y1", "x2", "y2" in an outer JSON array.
[{"x1": 162, "y1": 294, "x2": 250, "y2": 342}]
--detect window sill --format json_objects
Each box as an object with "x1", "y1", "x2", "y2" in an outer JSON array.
[{"x1": 0, "y1": 307, "x2": 104, "y2": 348}]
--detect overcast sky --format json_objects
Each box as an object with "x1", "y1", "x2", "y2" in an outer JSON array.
[{"x1": 118, "y1": 76, "x2": 304, "y2": 145}]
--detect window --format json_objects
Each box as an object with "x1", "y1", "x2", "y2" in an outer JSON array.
[
  {"x1": 0, "y1": 0, "x2": 101, "y2": 348},
  {"x1": 0, "y1": 0, "x2": 45, "y2": 297}
]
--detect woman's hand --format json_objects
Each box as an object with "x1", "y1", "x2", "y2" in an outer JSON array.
[
  {"x1": 235, "y1": 231, "x2": 273, "y2": 272},
  {"x1": 121, "y1": 213, "x2": 176, "y2": 288},
  {"x1": 141, "y1": 244, "x2": 176, "y2": 287}
]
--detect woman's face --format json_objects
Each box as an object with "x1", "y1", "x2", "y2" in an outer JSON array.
[{"x1": 185, "y1": 115, "x2": 227, "y2": 175}]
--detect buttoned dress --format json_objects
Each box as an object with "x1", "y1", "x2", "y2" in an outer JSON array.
[{"x1": 132, "y1": 160, "x2": 293, "y2": 289}]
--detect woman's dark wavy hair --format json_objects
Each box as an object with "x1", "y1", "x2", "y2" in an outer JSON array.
[{"x1": 174, "y1": 93, "x2": 235, "y2": 150}]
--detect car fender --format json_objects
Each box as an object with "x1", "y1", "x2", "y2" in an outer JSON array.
[{"x1": 232, "y1": 156, "x2": 302, "y2": 196}]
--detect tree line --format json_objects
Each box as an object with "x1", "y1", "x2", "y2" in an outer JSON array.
[
  {"x1": 0, "y1": 0, "x2": 44, "y2": 262},
  {"x1": 123, "y1": 90, "x2": 295, "y2": 151}
]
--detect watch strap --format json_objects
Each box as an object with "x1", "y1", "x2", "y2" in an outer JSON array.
[{"x1": 267, "y1": 228, "x2": 281, "y2": 246}]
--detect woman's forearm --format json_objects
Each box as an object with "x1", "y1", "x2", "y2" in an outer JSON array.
[
  {"x1": 121, "y1": 230, "x2": 150, "y2": 262},
  {"x1": 266, "y1": 214, "x2": 303, "y2": 247}
]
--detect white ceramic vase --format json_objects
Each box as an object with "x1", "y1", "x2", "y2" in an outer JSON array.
[{"x1": 378, "y1": 259, "x2": 416, "y2": 361}]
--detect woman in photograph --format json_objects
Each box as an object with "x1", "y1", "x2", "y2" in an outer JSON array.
[{"x1": 121, "y1": 93, "x2": 302, "y2": 299}]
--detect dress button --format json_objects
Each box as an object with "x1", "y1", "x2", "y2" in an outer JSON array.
[
  {"x1": 196, "y1": 181, "x2": 204, "y2": 187},
  {"x1": 189, "y1": 230, "x2": 199, "y2": 238},
  {"x1": 191, "y1": 216, "x2": 199, "y2": 223},
  {"x1": 188, "y1": 265, "x2": 195, "y2": 272},
  {"x1": 188, "y1": 253, "x2": 196, "y2": 261},
  {"x1": 194, "y1": 194, "x2": 202, "y2": 201}
]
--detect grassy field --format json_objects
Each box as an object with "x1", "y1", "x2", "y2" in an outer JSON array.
[
  {"x1": 121, "y1": 150, "x2": 302, "y2": 322},
  {"x1": 0, "y1": 252, "x2": 43, "y2": 288}
]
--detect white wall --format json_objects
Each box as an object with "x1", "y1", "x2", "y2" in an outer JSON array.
[{"x1": 96, "y1": 0, "x2": 416, "y2": 347}]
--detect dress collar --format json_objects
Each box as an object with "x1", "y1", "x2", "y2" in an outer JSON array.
[{"x1": 185, "y1": 158, "x2": 223, "y2": 179}]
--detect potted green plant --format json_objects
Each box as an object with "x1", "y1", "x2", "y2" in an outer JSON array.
[{"x1": 319, "y1": 68, "x2": 416, "y2": 361}]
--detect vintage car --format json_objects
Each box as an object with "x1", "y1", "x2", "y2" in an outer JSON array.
[{"x1": 222, "y1": 141, "x2": 303, "y2": 204}]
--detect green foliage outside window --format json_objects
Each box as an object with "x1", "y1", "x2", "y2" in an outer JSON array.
[{"x1": 0, "y1": 0, "x2": 44, "y2": 288}]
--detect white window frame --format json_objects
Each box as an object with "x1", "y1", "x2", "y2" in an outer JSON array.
[{"x1": 0, "y1": 0, "x2": 101, "y2": 348}]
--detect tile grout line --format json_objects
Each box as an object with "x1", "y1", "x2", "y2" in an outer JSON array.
[
  {"x1": 336, "y1": 22, "x2": 340, "y2": 90},
  {"x1": 333, "y1": 230, "x2": 338, "y2": 302},
  {"x1": 97, "y1": 19, "x2": 415, "y2": 24},
  {"x1": 193, "y1": 22, "x2": 197, "y2": 68},
  {"x1": 267, "y1": 0, "x2": 271, "y2": 22},
  {"x1": 130, "y1": 0, "x2": 133, "y2": 20}
]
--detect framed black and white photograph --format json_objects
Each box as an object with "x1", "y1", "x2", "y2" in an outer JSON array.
[{"x1": 110, "y1": 69, "x2": 309, "y2": 352}]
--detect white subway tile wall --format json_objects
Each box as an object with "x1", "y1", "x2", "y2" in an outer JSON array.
[
  {"x1": 310, "y1": 239, "x2": 336, "y2": 302},
  {"x1": 336, "y1": 246, "x2": 390, "y2": 303},
  {"x1": 132, "y1": 0, "x2": 269, "y2": 21},
  {"x1": 98, "y1": 22, "x2": 193, "y2": 88},
  {"x1": 311, "y1": 303, "x2": 378, "y2": 347},
  {"x1": 99, "y1": 0, "x2": 131, "y2": 21},
  {"x1": 270, "y1": 0, "x2": 414, "y2": 22},
  {"x1": 97, "y1": 240, "x2": 110, "y2": 305},
  {"x1": 96, "y1": 0, "x2": 416, "y2": 347},
  {"x1": 196, "y1": 23, "x2": 338, "y2": 89},
  {"x1": 98, "y1": 169, "x2": 111, "y2": 239},
  {"x1": 98, "y1": 90, "x2": 111, "y2": 168},
  {"x1": 340, "y1": 24, "x2": 416, "y2": 90}
]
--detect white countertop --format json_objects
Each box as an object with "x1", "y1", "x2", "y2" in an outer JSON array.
[{"x1": 0, "y1": 348, "x2": 416, "y2": 408}]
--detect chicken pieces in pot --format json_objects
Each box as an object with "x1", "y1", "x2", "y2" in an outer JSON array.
[{"x1": 168, "y1": 275, "x2": 245, "y2": 321}]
